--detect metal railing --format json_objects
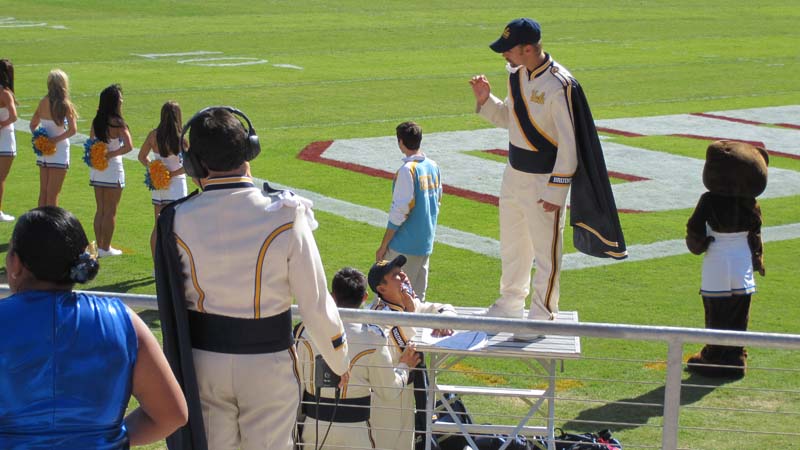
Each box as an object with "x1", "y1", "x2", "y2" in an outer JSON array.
[{"x1": 3, "y1": 286, "x2": 799, "y2": 449}]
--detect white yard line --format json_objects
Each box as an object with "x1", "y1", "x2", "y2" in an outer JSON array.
[{"x1": 11, "y1": 119, "x2": 800, "y2": 269}]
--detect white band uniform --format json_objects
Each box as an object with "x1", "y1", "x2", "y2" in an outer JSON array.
[
  {"x1": 172, "y1": 176, "x2": 349, "y2": 450},
  {"x1": 296, "y1": 321, "x2": 410, "y2": 449},
  {"x1": 369, "y1": 297, "x2": 455, "y2": 450},
  {"x1": 478, "y1": 57, "x2": 578, "y2": 320}
]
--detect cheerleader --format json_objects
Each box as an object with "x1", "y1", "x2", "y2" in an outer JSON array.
[
  {"x1": 136, "y1": 101, "x2": 187, "y2": 260},
  {"x1": 0, "y1": 59, "x2": 18, "y2": 221},
  {"x1": 89, "y1": 84, "x2": 133, "y2": 257},
  {"x1": 28, "y1": 69, "x2": 78, "y2": 207}
]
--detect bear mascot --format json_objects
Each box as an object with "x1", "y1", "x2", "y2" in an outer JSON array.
[{"x1": 685, "y1": 140, "x2": 768, "y2": 378}]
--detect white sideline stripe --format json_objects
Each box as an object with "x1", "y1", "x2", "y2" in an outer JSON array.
[
  {"x1": 561, "y1": 223, "x2": 800, "y2": 271},
  {"x1": 177, "y1": 57, "x2": 268, "y2": 67},
  {"x1": 132, "y1": 51, "x2": 222, "y2": 59},
  {"x1": 11, "y1": 119, "x2": 800, "y2": 270},
  {"x1": 0, "y1": 22, "x2": 48, "y2": 28},
  {"x1": 272, "y1": 63, "x2": 304, "y2": 70},
  {"x1": 267, "y1": 181, "x2": 503, "y2": 259},
  {"x1": 267, "y1": 181, "x2": 800, "y2": 270}
]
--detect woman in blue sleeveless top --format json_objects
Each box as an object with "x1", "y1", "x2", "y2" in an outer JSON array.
[{"x1": 0, "y1": 207, "x2": 187, "y2": 448}]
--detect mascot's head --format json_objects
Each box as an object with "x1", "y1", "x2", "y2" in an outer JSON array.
[{"x1": 703, "y1": 140, "x2": 769, "y2": 197}]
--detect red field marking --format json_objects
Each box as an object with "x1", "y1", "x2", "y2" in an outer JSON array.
[
  {"x1": 669, "y1": 134, "x2": 800, "y2": 160},
  {"x1": 298, "y1": 141, "x2": 499, "y2": 206},
  {"x1": 596, "y1": 127, "x2": 645, "y2": 137},
  {"x1": 597, "y1": 125, "x2": 800, "y2": 161},
  {"x1": 481, "y1": 149, "x2": 649, "y2": 182},
  {"x1": 692, "y1": 112, "x2": 800, "y2": 130},
  {"x1": 690, "y1": 112, "x2": 764, "y2": 126},
  {"x1": 299, "y1": 141, "x2": 646, "y2": 213}
]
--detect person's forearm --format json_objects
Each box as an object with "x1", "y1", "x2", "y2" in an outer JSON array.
[
  {"x1": 379, "y1": 228, "x2": 396, "y2": 250},
  {"x1": 124, "y1": 407, "x2": 180, "y2": 446}
]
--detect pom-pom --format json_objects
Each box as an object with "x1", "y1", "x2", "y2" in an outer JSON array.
[
  {"x1": 145, "y1": 160, "x2": 171, "y2": 191},
  {"x1": 32, "y1": 127, "x2": 57, "y2": 156},
  {"x1": 83, "y1": 138, "x2": 109, "y2": 171}
]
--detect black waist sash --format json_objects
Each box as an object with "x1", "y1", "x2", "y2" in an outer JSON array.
[
  {"x1": 508, "y1": 142, "x2": 557, "y2": 174},
  {"x1": 508, "y1": 68, "x2": 559, "y2": 174},
  {"x1": 302, "y1": 391, "x2": 371, "y2": 423},
  {"x1": 188, "y1": 309, "x2": 292, "y2": 354}
]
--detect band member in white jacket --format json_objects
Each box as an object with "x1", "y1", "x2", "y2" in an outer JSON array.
[
  {"x1": 155, "y1": 107, "x2": 349, "y2": 450},
  {"x1": 295, "y1": 267, "x2": 421, "y2": 449},
  {"x1": 368, "y1": 256, "x2": 456, "y2": 450}
]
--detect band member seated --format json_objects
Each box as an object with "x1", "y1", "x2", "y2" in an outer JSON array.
[
  {"x1": 295, "y1": 267, "x2": 421, "y2": 449},
  {"x1": 368, "y1": 255, "x2": 456, "y2": 450}
]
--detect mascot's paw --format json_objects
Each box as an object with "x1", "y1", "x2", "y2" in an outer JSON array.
[{"x1": 686, "y1": 233, "x2": 714, "y2": 255}]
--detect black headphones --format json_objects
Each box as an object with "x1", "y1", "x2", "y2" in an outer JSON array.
[{"x1": 180, "y1": 106, "x2": 261, "y2": 179}]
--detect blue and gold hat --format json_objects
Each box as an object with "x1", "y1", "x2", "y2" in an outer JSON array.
[
  {"x1": 489, "y1": 18, "x2": 541, "y2": 53},
  {"x1": 368, "y1": 255, "x2": 407, "y2": 294}
]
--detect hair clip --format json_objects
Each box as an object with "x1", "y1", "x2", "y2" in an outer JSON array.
[
  {"x1": 87, "y1": 241, "x2": 98, "y2": 259},
  {"x1": 70, "y1": 250, "x2": 99, "y2": 283}
]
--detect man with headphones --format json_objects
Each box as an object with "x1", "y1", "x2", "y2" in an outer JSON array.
[{"x1": 154, "y1": 107, "x2": 350, "y2": 450}]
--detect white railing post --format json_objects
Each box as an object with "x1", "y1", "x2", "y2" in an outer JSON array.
[{"x1": 661, "y1": 339, "x2": 684, "y2": 450}]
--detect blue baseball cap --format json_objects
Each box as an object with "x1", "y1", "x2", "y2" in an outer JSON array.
[
  {"x1": 368, "y1": 255, "x2": 406, "y2": 294},
  {"x1": 489, "y1": 18, "x2": 542, "y2": 53}
]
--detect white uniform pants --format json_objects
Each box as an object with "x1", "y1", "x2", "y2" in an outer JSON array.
[
  {"x1": 369, "y1": 383, "x2": 415, "y2": 450},
  {"x1": 300, "y1": 418, "x2": 375, "y2": 449},
  {"x1": 192, "y1": 348, "x2": 301, "y2": 450},
  {"x1": 498, "y1": 164, "x2": 567, "y2": 320},
  {"x1": 384, "y1": 248, "x2": 430, "y2": 302}
]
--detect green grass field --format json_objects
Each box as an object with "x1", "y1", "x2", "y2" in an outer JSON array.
[{"x1": 2, "y1": 1, "x2": 799, "y2": 448}]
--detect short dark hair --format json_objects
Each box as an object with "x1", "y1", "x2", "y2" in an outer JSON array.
[
  {"x1": 396, "y1": 121, "x2": 422, "y2": 151},
  {"x1": 188, "y1": 108, "x2": 249, "y2": 171},
  {"x1": 10, "y1": 207, "x2": 98, "y2": 285},
  {"x1": 332, "y1": 267, "x2": 367, "y2": 308}
]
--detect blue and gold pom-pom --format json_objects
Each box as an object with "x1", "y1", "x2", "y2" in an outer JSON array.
[{"x1": 32, "y1": 127, "x2": 56, "y2": 156}]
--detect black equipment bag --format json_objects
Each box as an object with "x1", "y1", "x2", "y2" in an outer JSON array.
[{"x1": 553, "y1": 428, "x2": 622, "y2": 450}]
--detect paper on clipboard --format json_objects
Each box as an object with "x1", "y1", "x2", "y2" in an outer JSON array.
[{"x1": 420, "y1": 330, "x2": 488, "y2": 351}]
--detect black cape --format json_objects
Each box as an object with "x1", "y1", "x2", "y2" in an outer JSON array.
[
  {"x1": 567, "y1": 79, "x2": 628, "y2": 260},
  {"x1": 154, "y1": 190, "x2": 208, "y2": 450}
]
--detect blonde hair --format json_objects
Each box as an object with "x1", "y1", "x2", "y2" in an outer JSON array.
[{"x1": 47, "y1": 69, "x2": 77, "y2": 123}]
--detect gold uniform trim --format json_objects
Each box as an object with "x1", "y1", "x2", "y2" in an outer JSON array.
[
  {"x1": 575, "y1": 222, "x2": 620, "y2": 248},
  {"x1": 341, "y1": 349, "x2": 376, "y2": 398},
  {"x1": 175, "y1": 235, "x2": 206, "y2": 312},
  {"x1": 331, "y1": 331, "x2": 346, "y2": 351},
  {"x1": 253, "y1": 222, "x2": 294, "y2": 318},
  {"x1": 201, "y1": 176, "x2": 252, "y2": 188},
  {"x1": 544, "y1": 206, "x2": 561, "y2": 313},
  {"x1": 516, "y1": 71, "x2": 558, "y2": 150}
]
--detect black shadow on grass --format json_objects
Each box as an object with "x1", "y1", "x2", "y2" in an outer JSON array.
[
  {"x1": 560, "y1": 373, "x2": 737, "y2": 432},
  {"x1": 88, "y1": 277, "x2": 154, "y2": 293}
]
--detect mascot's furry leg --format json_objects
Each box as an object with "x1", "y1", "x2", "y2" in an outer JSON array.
[
  {"x1": 685, "y1": 140, "x2": 768, "y2": 379},
  {"x1": 687, "y1": 294, "x2": 751, "y2": 378}
]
